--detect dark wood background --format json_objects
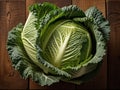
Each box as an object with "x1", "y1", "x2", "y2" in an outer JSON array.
[{"x1": 0, "y1": 0, "x2": 120, "y2": 89}]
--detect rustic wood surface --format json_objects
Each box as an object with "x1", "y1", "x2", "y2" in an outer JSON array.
[
  {"x1": 107, "y1": 0, "x2": 120, "y2": 89},
  {"x1": 0, "y1": 0, "x2": 28, "y2": 89},
  {"x1": 0, "y1": 0, "x2": 120, "y2": 89}
]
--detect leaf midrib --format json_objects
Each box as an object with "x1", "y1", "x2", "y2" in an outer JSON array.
[{"x1": 54, "y1": 31, "x2": 72, "y2": 67}]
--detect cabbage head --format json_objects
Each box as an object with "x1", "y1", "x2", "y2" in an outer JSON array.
[{"x1": 7, "y1": 2, "x2": 110, "y2": 86}]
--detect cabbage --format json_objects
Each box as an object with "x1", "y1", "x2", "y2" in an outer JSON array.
[{"x1": 7, "y1": 2, "x2": 110, "y2": 86}]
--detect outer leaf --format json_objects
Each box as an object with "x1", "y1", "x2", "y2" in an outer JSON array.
[
  {"x1": 29, "y1": 2, "x2": 58, "y2": 29},
  {"x1": 62, "y1": 62, "x2": 102, "y2": 85},
  {"x1": 62, "y1": 63, "x2": 97, "y2": 79},
  {"x1": 7, "y1": 23, "x2": 60, "y2": 86},
  {"x1": 21, "y1": 12, "x2": 49, "y2": 73},
  {"x1": 85, "y1": 7, "x2": 110, "y2": 41},
  {"x1": 21, "y1": 2, "x2": 58, "y2": 73},
  {"x1": 29, "y1": 2, "x2": 58, "y2": 17},
  {"x1": 83, "y1": 21, "x2": 106, "y2": 65}
]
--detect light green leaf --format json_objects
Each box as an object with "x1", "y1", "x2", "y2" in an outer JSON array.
[
  {"x1": 21, "y1": 12, "x2": 49, "y2": 73},
  {"x1": 21, "y1": 3, "x2": 71, "y2": 77},
  {"x1": 7, "y1": 23, "x2": 61, "y2": 86}
]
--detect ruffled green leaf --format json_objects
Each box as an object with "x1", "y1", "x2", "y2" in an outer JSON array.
[
  {"x1": 85, "y1": 7, "x2": 110, "y2": 41},
  {"x1": 62, "y1": 62, "x2": 102, "y2": 85},
  {"x1": 29, "y1": 2, "x2": 58, "y2": 29},
  {"x1": 7, "y1": 23, "x2": 61, "y2": 86},
  {"x1": 84, "y1": 21, "x2": 106, "y2": 64}
]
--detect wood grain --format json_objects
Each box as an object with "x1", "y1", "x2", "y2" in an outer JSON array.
[
  {"x1": 107, "y1": 0, "x2": 120, "y2": 89},
  {"x1": 0, "y1": 1, "x2": 28, "y2": 89},
  {"x1": 72, "y1": 0, "x2": 106, "y2": 16},
  {"x1": 30, "y1": 80, "x2": 76, "y2": 90}
]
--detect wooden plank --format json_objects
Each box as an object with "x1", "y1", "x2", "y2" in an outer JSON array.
[
  {"x1": 107, "y1": 0, "x2": 120, "y2": 89},
  {"x1": 72, "y1": 0, "x2": 107, "y2": 89},
  {"x1": 0, "y1": 1, "x2": 28, "y2": 89},
  {"x1": 72, "y1": 0, "x2": 106, "y2": 16},
  {"x1": 30, "y1": 80, "x2": 76, "y2": 90},
  {"x1": 25, "y1": 0, "x2": 76, "y2": 89}
]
